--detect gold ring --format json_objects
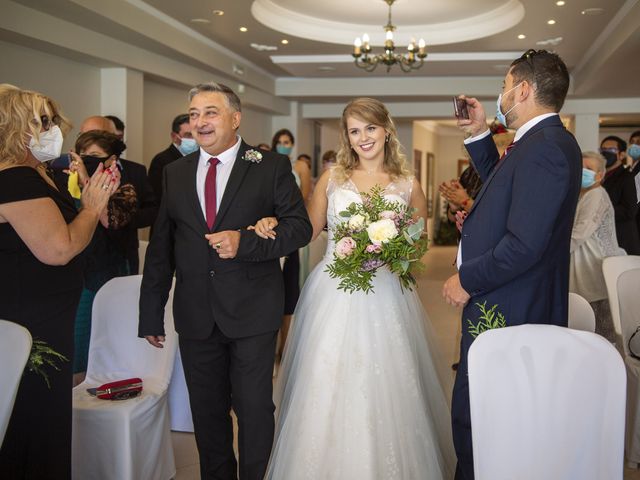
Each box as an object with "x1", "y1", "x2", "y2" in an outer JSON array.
[{"x1": 215, "y1": 242, "x2": 221, "y2": 249}]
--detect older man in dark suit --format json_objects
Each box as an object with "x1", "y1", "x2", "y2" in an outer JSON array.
[
  {"x1": 443, "y1": 50, "x2": 582, "y2": 480},
  {"x1": 139, "y1": 82, "x2": 311, "y2": 480}
]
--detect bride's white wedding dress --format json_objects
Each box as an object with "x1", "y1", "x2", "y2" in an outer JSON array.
[{"x1": 265, "y1": 173, "x2": 456, "y2": 479}]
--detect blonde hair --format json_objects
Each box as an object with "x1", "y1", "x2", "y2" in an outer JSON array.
[
  {"x1": 334, "y1": 97, "x2": 411, "y2": 183},
  {"x1": 582, "y1": 150, "x2": 606, "y2": 173},
  {"x1": 0, "y1": 84, "x2": 71, "y2": 166}
]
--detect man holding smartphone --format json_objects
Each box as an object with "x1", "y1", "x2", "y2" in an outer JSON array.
[{"x1": 443, "y1": 50, "x2": 582, "y2": 480}]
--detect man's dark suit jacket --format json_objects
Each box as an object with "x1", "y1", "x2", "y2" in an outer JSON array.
[
  {"x1": 603, "y1": 165, "x2": 640, "y2": 255},
  {"x1": 138, "y1": 141, "x2": 312, "y2": 340},
  {"x1": 148, "y1": 144, "x2": 183, "y2": 202},
  {"x1": 452, "y1": 115, "x2": 582, "y2": 480}
]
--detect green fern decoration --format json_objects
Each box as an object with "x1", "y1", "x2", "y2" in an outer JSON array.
[
  {"x1": 26, "y1": 339, "x2": 69, "y2": 389},
  {"x1": 467, "y1": 301, "x2": 506, "y2": 338}
]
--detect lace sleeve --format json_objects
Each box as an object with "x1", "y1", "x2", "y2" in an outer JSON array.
[
  {"x1": 570, "y1": 188, "x2": 608, "y2": 253},
  {"x1": 107, "y1": 183, "x2": 138, "y2": 230}
]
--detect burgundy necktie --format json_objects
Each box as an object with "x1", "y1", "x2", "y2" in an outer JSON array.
[
  {"x1": 204, "y1": 157, "x2": 220, "y2": 229},
  {"x1": 500, "y1": 141, "x2": 516, "y2": 161}
]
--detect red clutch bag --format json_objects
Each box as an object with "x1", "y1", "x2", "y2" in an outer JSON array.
[{"x1": 87, "y1": 377, "x2": 143, "y2": 400}]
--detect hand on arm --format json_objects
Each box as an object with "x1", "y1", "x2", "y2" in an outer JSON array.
[{"x1": 248, "y1": 217, "x2": 279, "y2": 239}]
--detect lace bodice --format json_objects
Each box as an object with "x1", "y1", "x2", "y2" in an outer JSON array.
[{"x1": 325, "y1": 170, "x2": 414, "y2": 258}]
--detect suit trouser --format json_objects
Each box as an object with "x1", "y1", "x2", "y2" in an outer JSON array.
[
  {"x1": 452, "y1": 335, "x2": 475, "y2": 480},
  {"x1": 180, "y1": 325, "x2": 278, "y2": 480}
]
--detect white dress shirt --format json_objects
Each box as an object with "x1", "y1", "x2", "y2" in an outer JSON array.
[
  {"x1": 457, "y1": 113, "x2": 559, "y2": 269},
  {"x1": 196, "y1": 136, "x2": 242, "y2": 218}
]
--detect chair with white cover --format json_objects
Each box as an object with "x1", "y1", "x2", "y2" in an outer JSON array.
[
  {"x1": 603, "y1": 255, "x2": 640, "y2": 352},
  {"x1": 0, "y1": 320, "x2": 32, "y2": 446},
  {"x1": 167, "y1": 347, "x2": 194, "y2": 432},
  {"x1": 616, "y1": 268, "x2": 640, "y2": 466},
  {"x1": 568, "y1": 292, "x2": 596, "y2": 332},
  {"x1": 72, "y1": 275, "x2": 178, "y2": 480},
  {"x1": 468, "y1": 324, "x2": 626, "y2": 480},
  {"x1": 138, "y1": 239, "x2": 149, "y2": 274}
]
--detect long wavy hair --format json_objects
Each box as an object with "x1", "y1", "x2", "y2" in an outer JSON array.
[
  {"x1": 0, "y1": 84, "x2": 71, "y2": 166},
  {"x1": 333, "y1": 97, "x2": 411, "y2": 183}
]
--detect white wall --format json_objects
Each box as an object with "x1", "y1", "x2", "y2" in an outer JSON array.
[{"x1": 0, "y1": 40, "x2": 101, "y2": 151}]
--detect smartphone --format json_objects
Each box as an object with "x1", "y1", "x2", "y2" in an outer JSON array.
[
  {"x1": 50, "y1": 153, "x2": 71, "y2": 170},
  {"x1": 453, "y1": 96, "x2": 469, "y2": 120}
]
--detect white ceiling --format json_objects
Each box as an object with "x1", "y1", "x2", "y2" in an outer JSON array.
[{"x1": 6, "y1": 0, "x2": 640, "y2": 103}]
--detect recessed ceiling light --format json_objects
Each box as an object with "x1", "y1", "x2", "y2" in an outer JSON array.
[
  {"x1": 317, "y1": 66, "x2": 336, "y2": 72},
  {"x1": 212, "y1": 10, "x2": 224, "y2": 16},
  {"x1": 581, "y1": 8, "x2": 604, "y2": 15},
  {"x1": 517, "y1": 34, "x2": 526, "y2": 39},
  {"x1": 281, "y1": 39, "x2": 289, "y2": 45},
  {"x1": 239, "y1": 26, "x2": 248, "y2": 32},
  {"x1": 556, "y1": 1, "x2": 565, "y2": 6},
  {"x1": 250, "y1": 43, "x2": 278, "y2": 52},
  {"x1": 190, "y1": 18, "x2": 210, "y2": 24},
  {"x1": 547, "y1": 19, "x2": 556, "y2": 25}
]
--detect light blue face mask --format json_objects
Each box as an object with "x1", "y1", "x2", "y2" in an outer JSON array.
[
  {"x1": 496, "y1": 82, "x2": 523, "y2": 127},
  {"x1": 177, "y1": 137, "x2": 198, "y2": 156},
  {"x1": 581, "y1": 168, "x2": 597, "y2": 189},
  {"x1": 276, "y1": 144, "x2": 293, "y2": 156},
  {"x1": 628, "y1": 144, "x2": 640, "y2": 161}
]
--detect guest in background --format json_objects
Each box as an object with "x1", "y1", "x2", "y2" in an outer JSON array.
[
  {"x1": 148, "y1": 113, "x2": 195, "y2": 202},
  {"x1": 628, "y1": 130, "x2": 640, "y2": 176},
  {"x1": 570, "y1": 151, "x2": 626, "y2": 342},
  {"x1": 68, "y1": 131, "x2": 138, "y2": 385},
  {"x1": 321, "y1": 149, "x2": 337, "y2": 173},
  {"x1": 271, "y1": 128, "x2": 303, "y2": 358},
  {"x1": 105, "y1": 114, "x2": 125, "y2": 141},
  {"x1": 71, "y1": 115, "x2": 158, "y2": 263},
  {"x1": 0, "y1": 84, "x2": 118, "y2": 478},
  {"x1": 600, "y1": 135, "x2": 640, "y2": 254}
]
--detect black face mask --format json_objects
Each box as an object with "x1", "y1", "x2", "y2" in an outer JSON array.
[
  {"x1": 600, "y1": 149, "x2": 618, "y2": 168},
  {"x1": 81, "y1": 155, "x2": 110, "y2": 176}
]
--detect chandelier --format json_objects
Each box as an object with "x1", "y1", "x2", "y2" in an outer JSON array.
[{"x1": 352, "y1": 0, "x2": 427, "y2": 73}]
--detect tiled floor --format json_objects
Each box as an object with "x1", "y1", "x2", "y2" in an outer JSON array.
[{"x1": 171, "y1": 245, "x2": 640, "y2": 479}]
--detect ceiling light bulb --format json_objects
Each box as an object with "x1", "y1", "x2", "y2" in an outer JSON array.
[
  {"x1": 386, "y1": 30, "x2": 393, "y2": 41},
  {"x1": 518, "y1": 34, "x2": 526, "y2": 39},
  {"x1": 239, "y1": 26, "x2": 248, "y2": 32},
  {"x1": 418, "y1": 38, "x2": 426, "y2": 48},
  {"x1": 362, "y1": 33, "x2": 370, "y2": 44},
  {"x1": 281, "y1": 39, "x2": 289, "y2": 45},
  {"x1": 354, "y1": 37, "x2": 362, "y2": 47},
  {"x1": 547, "y1": 19, "x2": 556, "y2": 25},
  {"x1": 556, "y1": 1, "x2": 565, "y2": 5}
]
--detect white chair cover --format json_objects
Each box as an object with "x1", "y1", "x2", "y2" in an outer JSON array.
[
  {"x1": 568, "y1": 292, "x2": 596, "y2": 332},
  {"x1": 72, "y1": 275, "x2": 177, "y2": 480},
  {"x1": 617, "y1": 268, "x2": 640, "y2": 464},
  {"x1": 138, "y1": 239, "x2": 149, "y2": 274},
  {"x1": 167, "y1": 347, "x2": 194, "y2": 432},
  {"x1": 603, "y1": 255, "x2": 640, "y2": 351},
  {"x1": 468, "y1": 324, "x2": 626, "y2": 480},
  {"x1": 0, "y1": 320, "x2": 31, "y2": 446}
]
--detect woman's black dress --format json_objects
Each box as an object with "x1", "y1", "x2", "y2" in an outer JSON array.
[{"x1": 0, "y1": 166, "x2": 83, "y2": 479}]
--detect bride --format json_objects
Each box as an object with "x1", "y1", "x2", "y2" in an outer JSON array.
[{"x1": 256, "y1": 97, "x2": 455, "y2": 479}]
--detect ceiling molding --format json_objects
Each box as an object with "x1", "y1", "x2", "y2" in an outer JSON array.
[
  {"x1": 271, "y1": 51, "x2": 526, "y2": 64},
  {"x1": 252, "y1": 0, "x2": 525, "y2": 46}
]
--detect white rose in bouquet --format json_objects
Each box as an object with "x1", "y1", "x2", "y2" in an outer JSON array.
[
  {"x1": 366, "y1": 218, "x2": 399, "y2": 246},
  {"x1": 348, "y1": 214, "x2": 368, "y2": 231}
]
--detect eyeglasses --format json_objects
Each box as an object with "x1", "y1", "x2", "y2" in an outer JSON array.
[
  {"x1": 39, "y1": 114, "x2": 61, "y2": 131},
  {"x1": 518, "y1": 49, "x2": 548, "y2": 76}
]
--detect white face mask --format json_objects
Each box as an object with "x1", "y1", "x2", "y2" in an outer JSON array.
[{"x1": 28, "y1": 125, "x2": 63, "y2": 163}]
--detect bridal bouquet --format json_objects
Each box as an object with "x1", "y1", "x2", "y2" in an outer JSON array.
[{"x1": 326, "y1": 185, "x2": 428, "y2": 293}]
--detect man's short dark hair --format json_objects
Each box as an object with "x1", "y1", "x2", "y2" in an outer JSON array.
[
  {"x1": 105, "y1": 115, "x2": 125, "y2": 131},
  {"x1": 601, "y1": 135, "x2": 627, "y2": 153},
  {"x1": 172, "y1": 114, "x2": 189, "y2": 134},
  {"x1": 297, "y1": 154, "x2": 311, "y2": 162},
  {"x1": 630, "y1": 130, "x2": 640, "y2": 142},
  {"x1": 509, "y1": 49, "x2": 570, "y2": 112}
]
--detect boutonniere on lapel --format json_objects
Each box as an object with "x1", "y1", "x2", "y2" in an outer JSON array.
[
  {"x1": 243, "y1": 149, "x2": 263, "y2": 164},
  {"x1": 467, "y1": 301, "x2": 506, "y2": 338}
]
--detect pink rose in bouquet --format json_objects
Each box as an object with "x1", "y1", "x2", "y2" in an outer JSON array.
[{"x1": 335, "y1": 237, "x2": 357, "y2": 259}]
